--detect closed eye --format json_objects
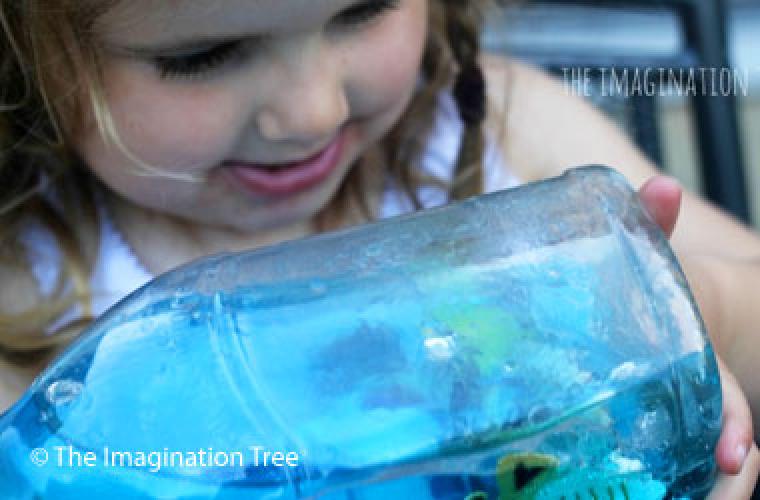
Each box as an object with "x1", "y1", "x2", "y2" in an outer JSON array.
[
  {"x1": 151, "y1": 0, "x2": 403, "y2": 80},
  {"x1": 333, "y1": 0, "x2": 401, "y2": 28},
  {"x1": 153, "y1": 40, "x2": 251, "y2": 80}
]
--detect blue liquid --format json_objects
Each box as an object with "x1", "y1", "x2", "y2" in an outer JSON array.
[
  {"x1": 0, "y1": 353, "x2": 718, "y2": 499},
  {"x1": 0, "y1": 230, "x2": 721, "y2": 498}
]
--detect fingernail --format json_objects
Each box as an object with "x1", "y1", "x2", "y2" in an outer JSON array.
[
  {"x1": 735, "y1": 443, "x2": 748, "y2": 468},
  {"x1": 665, "y1": 177, "x2": 684, "y2": 193}
]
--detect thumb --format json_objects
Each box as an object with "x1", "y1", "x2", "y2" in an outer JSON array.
[{"x1": 638, "y1": 176, "x2": 683, "y2": 239}]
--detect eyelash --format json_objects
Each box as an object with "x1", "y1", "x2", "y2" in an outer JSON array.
[
  {"x1": 154, "y1": 41, "x2": 248, "y2": 80},
  {"x1": 154, "y1": 0, "x2": 402, "y2": 80}
]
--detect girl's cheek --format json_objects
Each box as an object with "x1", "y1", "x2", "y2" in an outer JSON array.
[
  {"x1": 96, "y1": 64, "x2": 247, "y2": 171},
  {"x1": 347, "y1": 4, "x2": 427, "y2": 114}
]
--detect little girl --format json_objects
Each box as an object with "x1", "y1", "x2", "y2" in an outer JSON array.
[{"x1": 1, "y1": 0, "x2": 758, "y2": 496}]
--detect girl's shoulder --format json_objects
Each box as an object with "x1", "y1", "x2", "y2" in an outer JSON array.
[
  {"x1": 479, "y1": 54, "x2": 548, "y2": 183},
  {"x1": 479, "y1": 55, "x2": 760, "y2": 260},
  {"x1": 478, "y1": 54, "x2": 653, "y2": 183}
]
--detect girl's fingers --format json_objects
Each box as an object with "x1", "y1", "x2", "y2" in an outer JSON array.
[
  {"x1": 716, "y1": 357, "x2": 755, "y2": 475},
  {"x1": 638, "y1": 176, "x2": 757, "y2": 495},
  {"x1": 706, "y1": 444, "x2": 760, "y2": 500},
  {"x1": 638, "y1": 176, "x2": 682, "y2": 239}
]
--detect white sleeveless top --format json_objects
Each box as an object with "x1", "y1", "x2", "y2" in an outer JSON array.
[{"x1": 21, "y1": 89, "x2": 521, "y2": 334}]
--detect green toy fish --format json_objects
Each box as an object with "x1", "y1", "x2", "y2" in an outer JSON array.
[
  {"x1": 461, "y1": 452, "x2": 671, "y2": 500},
  {"x1": 489, "y1": 452, "x2": 668, "y2": 500}
]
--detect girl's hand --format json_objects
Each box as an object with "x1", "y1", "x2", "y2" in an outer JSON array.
[{"x1": 639, "y1": 176, "x2": 760, "y2": 498}]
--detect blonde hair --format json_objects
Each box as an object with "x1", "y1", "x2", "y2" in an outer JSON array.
[{"x1": 0, "y1": 0, "x2": 502, "y2": 355}]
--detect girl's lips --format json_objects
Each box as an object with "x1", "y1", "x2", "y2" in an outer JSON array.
[{"x1": 222, "y1": 131, "x2": 348, "y2": 197}]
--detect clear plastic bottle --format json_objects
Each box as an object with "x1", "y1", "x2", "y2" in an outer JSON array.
[{"x1": 0, "y1": 166, "x2": 720, "y2": 499}]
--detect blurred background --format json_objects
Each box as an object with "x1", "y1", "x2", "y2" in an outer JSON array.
[{"x1": 482, "y1": 0, "x2": 760, "y2": 230}]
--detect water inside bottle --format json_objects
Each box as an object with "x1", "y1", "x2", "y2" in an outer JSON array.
[{"x1": 0, "y1": 233, "x2": 720, "y2": 499}]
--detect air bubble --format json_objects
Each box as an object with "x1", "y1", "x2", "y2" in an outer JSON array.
[
  {"x1": 309, "y1": 281, "x2": 328, "y2": 296},
  {"x1": 45, "y1": 380, "x2": 83, "y2": 406},
  {"x1": 424, "y1": 336, "x2": 455, "y2": 361}
]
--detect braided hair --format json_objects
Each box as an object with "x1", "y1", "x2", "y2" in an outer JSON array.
[{"x1": 445, "y1": 0, "x2": 488, "y2": 200}]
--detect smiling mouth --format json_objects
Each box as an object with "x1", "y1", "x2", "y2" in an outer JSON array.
[
  {"x1": 221, "y1": 129, "x2": 349, "y2": 197},
  {"x1": 230, "y1": 137, "x2": 339, "y2": 171}
]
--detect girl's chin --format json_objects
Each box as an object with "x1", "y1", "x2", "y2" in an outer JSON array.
[{"x1": 182, "y1": 187, "x2": 334, "y2": 235}]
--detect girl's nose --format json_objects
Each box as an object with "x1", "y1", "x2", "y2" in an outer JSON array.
[{"x1": 256, "y1": 50, "x2": 350, "y2": 144}]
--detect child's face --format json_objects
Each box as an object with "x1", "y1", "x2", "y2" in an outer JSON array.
[{"x1": 76, "y1": 0, "x2": 427, "y2": 233}]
